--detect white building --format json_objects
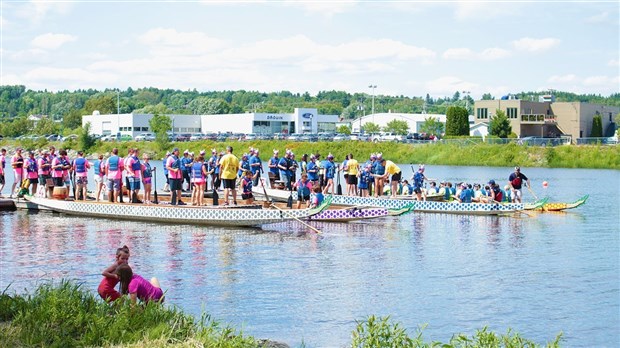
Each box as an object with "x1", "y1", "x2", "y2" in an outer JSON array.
[
  {"x1": 82, "y1": 108, "x2": 339, "y2": 137},
  {"x1": 349, "y1": 112, "x2": 447, "y2": 133}
]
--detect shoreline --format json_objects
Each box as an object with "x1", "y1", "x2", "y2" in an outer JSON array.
[{"x1": 1, "y1": 139, "x2": 618, "y2": 169}]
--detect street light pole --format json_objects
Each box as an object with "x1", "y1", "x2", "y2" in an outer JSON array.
[
  {"x1": 462, "y1": 90, "x2": 471, "y2": 113},
  {"x1": 368, "y1": 85, "x2": 376, "y2": 123},
  {"x1": 357, "y1": 103, "x2": 364, "y2": 133},
  {"x1": 116, "y1": 89, "x2": 120, "y2": 140}
]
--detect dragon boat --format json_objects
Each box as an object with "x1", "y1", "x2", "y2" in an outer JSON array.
[
  {"x1": 525, "y1": 195, "x2": 588, "y2": 212},
  {"x1": 305, "y1": 203, "x2": 414, "y2": 222},
  {"x1": 253, "y1": 187, "x2": 542, "y2": 215},
  {"x1": 24, "y1": 195, "x2": 331, "y2": 227}
]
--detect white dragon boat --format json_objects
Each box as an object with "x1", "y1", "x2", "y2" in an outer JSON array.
[{"x1": 24, "y1": 195, "x2": 332, "y2": 227}]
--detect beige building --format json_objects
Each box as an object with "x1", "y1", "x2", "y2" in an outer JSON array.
[{"x1": 474, "y1": 96, "x2": 618, "y2": 140}]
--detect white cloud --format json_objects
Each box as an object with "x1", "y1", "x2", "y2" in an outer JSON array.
[
  {"x1": 454, "y1": 1, "x2": 520, "y2": 20},
  {"x1": 12, "y1": 1, "x2": 73, "y2": 23},
  {"x1": 512, "y1": 37, "x2": 560, "y2": 52},
  {"x1": 138, "y1": 28, "x2": 226, "y2": 56},
  {"x1": 10, "y1": 48, "x2": 49, "y2": 62},
  {"x1": 442, "y1": 47, "x2": 510, "y2": 60},
  {"x1": 443, "y1": 48, "x2": 474, "y2": 60},
  {"x1": 31, "y1": 33, "x2": 77, "y2": 50},
  {"x1": 608, "y1": 59, "x2": 619, "y2": 67},
  {"x1": 548, "y1": 74, "x2": 578, "y2": 83},
  {"x1": 425, "y1": 76, "x2": 479, "y2": 96},
  {"x1": 585, "y1": 11, "x2": 608, "y2": 23}
]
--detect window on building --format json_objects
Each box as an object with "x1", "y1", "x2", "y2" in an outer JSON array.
[
  {"x1": 476, "y1": 108, "x2": 488, "y2": 119},
  {"x1": 303, "y1": 121, "x2": 311, "y2": 127},
  {"x1": 317, "y1": 122, "x2": 336, "y2": 132},
  {"x1": 506, "y1": 108, "x2": 518, "y2": 119}
]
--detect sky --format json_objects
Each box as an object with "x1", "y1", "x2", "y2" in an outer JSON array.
[{"x1": 1, "y1": 0, "x2": 619, "y2": 100}]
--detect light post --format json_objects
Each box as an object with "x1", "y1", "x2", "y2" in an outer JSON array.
[
  {"x1": 357, "y1": 103, "x2": 364, "y2": 133},
  {"x1": 368, "y1": 84, "x2": 376, "y2": 123},
  {"x1": 116, "y1": 89, "x2": 121, "y2": 140},
  {"x1": 462, "y1": 90, "x2": 471, "y2": 113}
]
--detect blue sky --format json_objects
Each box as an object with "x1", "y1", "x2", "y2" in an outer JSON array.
[{"x1": 1, "y1": 1, "x2": 618, "y2": 99}]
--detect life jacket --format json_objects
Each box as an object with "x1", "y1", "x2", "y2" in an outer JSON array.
[
  {"x1": 307, "y1": 161, "x2": 318, "y2": 181},
  {"x1": 130, "y1": 156, "x2": 141, "y2": 173},
  {"x1": 297, "y1": 179, "x2": 311, "y2": 196},
  {"x1": 313, "y1": 192, "x2": 324, "y2": 206},
  {"x1": 511, "y1": 174, "x2": 523, "y2": 188},
  {"x1": 413, "y1": 172, "x2": 424, "y2": 189},
  {"x1": 143, "y1": 162, "x2": 152, "y2": 178},
  {"x1": 269, "y1": 156, "x2": 279, "y2": 174},
  {"x1": 170, "y1": 156, "x2": 180, "y2": 170},
  {"x1": 74, "y1": 157, "x2": 87, "y2": 173},
  {"x1": 191, "y1": 162, "x2": 203, "y2": 179},
  {"x1": 444, "y1": 187, "x2": 452, "y2": 200},
  {"x1": 108, "y1": 156, "x2": 120, "y2": 171},
  {"x1": 374, "y1": 162, "x2": 385, "y2": 176},
  {"x1": 26, "y1": 158, "x2": 38, "y2": 173},
  {"x1": 242, "y1": 177, "x2": 253, "y2": 194},
  {"x1": 14, "y1": 156, "x2": 23, "y2": 168},
  {"x1": 52, "y1": 157, "x2": 63, "y2": 172},
  {"x1": 492, "y1": 186, "x2": 503, "y2": 202},
  {"x1": 38, "y1": 157, "x2": 49, "y2": 175},
  {"x1": 93, "y1": 159, "x2": 101, "y2": 176}
]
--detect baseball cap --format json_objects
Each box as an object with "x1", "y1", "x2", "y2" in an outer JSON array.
[
  {"x1": 184, "y1": 149, "x2": 189, "y2": 154},
  {"x1": 488, "y1": 179, "x2": 495, "y2": 185},
  {"x1": 515, "y1": 166, "x2": 520, "y2": 171},
  {"x1": 172, "y1": 147, "x2": 179, "y2": 153}
]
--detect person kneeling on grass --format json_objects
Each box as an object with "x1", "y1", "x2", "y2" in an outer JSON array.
[{"x1": 116, "y1": 263, "x2": 164, "y2": 304}]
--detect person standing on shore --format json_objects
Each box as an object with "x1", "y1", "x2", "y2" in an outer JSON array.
[
  {"x1": 219, "y1": 146, "x2": 240, "y2": 206},
  {"x1": 10, "y1": 147, "x2": 24, "y2": 198},
  {"x1": 105, "y1": 148, "x2": 124, "y2": 203},
  {"x1": 72, "y1": 151, "x2": 90, "y2": 201},
  {"x1": 0, "y1": 148, "x2": 6, "y2": 197},
  {"x1": 166, "y1": 148, "x2": 184, "y2": 205},
  {"x1": 344, "y1": 153, "x2": 359, "y2": 196},
  {"x1": 508, "y1": 166, "x2": 530, "y2": 203}
]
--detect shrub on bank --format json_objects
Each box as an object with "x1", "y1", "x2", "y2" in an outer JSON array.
[{"x1": 1, "y1": 282, "x2": 564, "y2": 347}]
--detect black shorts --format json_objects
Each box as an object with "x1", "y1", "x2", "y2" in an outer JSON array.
[
  {"x1": 347, "y1": 175, "x2": 358, "y2": 185},
  {"x1": 298, "y1": 195, "x2": 310, "y2": 202},
  {"x1": 222, "y1": 178, "x2": 236, "y2": 189},
  {"x1": 170, "y1": 178, "x2": 182, "y2": 191},
  {"x1": 0, "y1": 173, "x2": 4, "y2": 185},
  {"x1": 241, "y1": 193, "x2": 253, "y2": 200},
  {"x1": 53, "y1": 177, "x2": 64, "y2": 187},
  {"x1": 391, "y1": 171, "x2": 402, "y2": 182},
  {"x1": 413, "y1": 187, "x2": 422, "y2": 194}
]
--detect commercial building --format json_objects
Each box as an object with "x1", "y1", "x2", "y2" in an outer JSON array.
[
  {"x1": 82, "y1": 108, "x2": 339, "y2": 137},
  {"x1": 474, "y1": 96, "x2": 619, "y2": 140}
]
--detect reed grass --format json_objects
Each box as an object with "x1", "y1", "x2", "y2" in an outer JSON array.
[{"x1": 2, "y1": 282, "x2": 565, "y2": 347}]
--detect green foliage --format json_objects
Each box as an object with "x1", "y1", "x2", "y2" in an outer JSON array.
[
  {"x1": 590, "y1": 114, "x2": 603, "y2": 137},
  {"x1": 489, "y1": 109, "x2": 512, "y2": 138},
  {"x1": 383, "y1": 119, "x2": 409, "y2": 135},
  {"x1": 446, "y1": 106, "x2": 469, "y2": 136},
  {"x1": 337, "y1": 124, "x2": 352, "y2": 135},
  {"x1": 149, "y1": 114, "x2": 172, "y2": 150},
  {"x1": 419, "y1": 116, "x2": 444, "y2": 136},
  {"x1": 362, "y1": 122, "x2": 381, "y2": 133},
  {"x1": 351, "y1": 315, "x2": 417, "y2": 347},
  {"x1": 0, "y1": 280, "x2": 256, "y2": 347},
  {"x1": 481, "y1": 93, "x2": 494, "y2": 100},
  {"x1": 84, "y1": 95, "x2": 117, "y2": 115},
  {"x1": 33, "y1": 117, "x2": 59, "y2": 135},
  {"x1": 78, "y1": 122, "x2": 96, "y2": 152},
  {"x1": 63, "y1": 109, "x2": 84, "y2": 130}
]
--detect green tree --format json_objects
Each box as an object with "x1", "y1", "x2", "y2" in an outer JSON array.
[
  {"x1": 445, "y1": 106, "x2": 470, "y2": 136},
  {"x1": 63, "y1": 109, "x2": 84, "y2": 130},
  {"x1": 135, "y1": 103, "x2": 172, "y2": 115},
  {"x1": 481, "y1": 93, "x2": 494, "y2": 100},
  {"x1": 383, "y1": 119, "x2": 409, "y2": 135},
  {"x1": 419, "y1": 116, "x2": 444, "y2": 136},
  {"x1": 77, "y1": 122, "x2": 96, "y2": 151},
  {"x1": 489, "y1": 109, "x2": 512, "y2": 138},
  {"x1": 615, "y1": 112, "x2": 620, "y2": 137},
  {"x1": 34, "y1": 117, "x2": 59, "y2": 135},
  {"x1": 83, "y1": 95, "x2": 116, "y2": 114},
  {"x1": 149, "y1": 113, "x2": 172, "y2": 150},
  {"x1": 362, "y1": 122, "x2": 381, "y2": 133},
  {"x1": 336, "y1": 124, "x2": 351, "y2": 134},
  {"x1": 590, "y1": 114, "x2": 603, "y2": 137}
]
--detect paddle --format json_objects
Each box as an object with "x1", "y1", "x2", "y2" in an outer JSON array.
[
  {"x1": 153, "y1": 167, "x2": 158, "y2": 204},
  {"x1": 270, "y1": 202, "x2": 322, "y2": 234},
  {"x1": 336, "y1": 165, "x2": 342, "y2": 196},
  {"x1": 527, "y1": 185, "x2": 539, "y2": 201},
  {"x1": 260, "y1": 178, "x2": 271, "y2": 203},
  {"x1": 493, "y1": 199, "x2": 533, "y2": 217},
  {"x1": 286, "y1": 179, "x2": 293, "y2": 208},
  {"x1": 212, "y1": 175, "x2": 219, "y2": 206}
]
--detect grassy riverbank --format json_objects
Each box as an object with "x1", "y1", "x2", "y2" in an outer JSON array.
[
  {"x1": 1, "y1": 281, "x2": 563, "y2": 347},
  {"x1": 2, "y1": 138, "x2": 619, "y2": 169}
]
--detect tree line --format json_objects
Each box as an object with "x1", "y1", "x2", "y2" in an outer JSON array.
[{"x1": 0, "y1": 84, "x2": 618, "y2": 138}]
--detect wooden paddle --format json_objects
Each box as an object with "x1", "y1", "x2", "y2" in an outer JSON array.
[
  {"x1": 493, "y1": 199, "x2": 533, "y2": 217},
  {"x1": 286, "y1": 182, "x2": 293, "y2": 208},
  {"x1": 153, "y1": 167, "x2": 159, "y2": 204},
  {"x1": 270, "y1": 202, "x2": 321, "y2": 234},
  {"x1": 260, "y1": 178, "x2": 271, "y2": 203},
  {"x1": 336, "y1": 165, "x2": 342, "y2": 196},
  {"x1": 527, "y1": 185, "x2": 539, "y2": 201}
]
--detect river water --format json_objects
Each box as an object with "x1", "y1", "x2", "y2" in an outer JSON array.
[{"x1": 0, "y1": 164, "x2": 618, "y2": 347}]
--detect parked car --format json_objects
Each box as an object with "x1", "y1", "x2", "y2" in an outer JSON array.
[
  {"x1": 318, "y1": 132, "x2": 335, "y2": 141},
  {"x1": 174, "y1": 133, "x2": 192, "y2": 142},
  {"x1": 189, "y1": 133, "x2": 206, "y2": 141},
  {"x1": 257, "y1": 134, "x2": 272, "y2": 140},
  {"x1": 272, "y1": 133, "x2": 286, "y2": 140},
  {"x1": 287, "y1": 133, "x2": 303, "y2": 141},
  {"x1": 61, "y1": 134, "x2": 78, "y2": 142},
  {"x1": 372, "y1": 132, "x2": 404, "y2": 143},
  {"x1": 216, "y1": 134, "x2": 228, "y2": 142},
  {"x1": 135, "y1": 132, "x2": 156, "y2": 141},
  {"x1": 333, "y1": 133, "x2": 351, "y2": 141},
  {"x1": 119, "y1": 134, "x2": 133, "y2": 141},
  {"x1": 204, "y1": 133, "x2": 218, "y2": 141},
  {"x1": 46, "y1": 134, "x2": 61, "y2": 141},
  {"x1": 244, "y1": 133, "x2": 258, "y2": 141}
]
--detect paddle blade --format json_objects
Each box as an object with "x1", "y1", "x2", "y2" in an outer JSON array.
[
  {"x1": 287, "y1": 192, "x2": 293, "y2": 208},
  {"x1": 337, "y1": 184, "x2": 342, "y2": 196},
  {"x1": 213, "y1": 189, "x2": 219, "y2": 206}
]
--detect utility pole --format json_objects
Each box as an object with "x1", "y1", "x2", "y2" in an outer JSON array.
[{"x1": 368, "y1": 84, "x2": 377, "y2": 123}]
